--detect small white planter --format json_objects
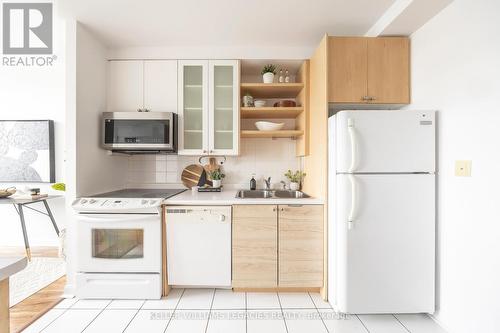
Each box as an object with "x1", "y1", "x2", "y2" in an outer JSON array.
[
  {"x1": 212, "y1": 180, "x2": 222, "y2": 188},
  {"x1": 290, "y1": 182, "x2": 300, "y2": 191},
  {"x1": 262, "y1": 72, "x2": 275, "y2": 84}
]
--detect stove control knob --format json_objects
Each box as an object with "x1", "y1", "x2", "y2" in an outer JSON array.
[
  {"x1": 149, "y1": 200, "x2": 157, "y2": 205},
  {"x1": 141, "y1": 199, "x2": 148, "y2": 205},
  {"x1": 81, "y1": 199, "x2": 88, "y2": 204},
  {"x1": 89, "y1": 199, "x2": 96, "y2": 204}
]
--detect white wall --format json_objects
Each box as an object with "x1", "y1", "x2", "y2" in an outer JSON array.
[
  {"x1": 0, "y1": 8, "x2": 66, "y2": 247},
  {"x1": 409, "y1": 1, "x2": 500, "y2": 332},
  {"x1": 74, "y1": 25, "x2": 128, "y2": 197}
]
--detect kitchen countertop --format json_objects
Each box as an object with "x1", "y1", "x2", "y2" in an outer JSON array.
[{"x1": 163, "y1": 189, "x2": 324, "y2": 205}]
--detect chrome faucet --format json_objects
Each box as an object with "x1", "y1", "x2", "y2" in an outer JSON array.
[{"x1": 264, "y1": 177, "x2": 272, "y2": 190}]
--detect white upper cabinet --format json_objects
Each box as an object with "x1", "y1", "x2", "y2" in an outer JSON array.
[
  {"x1": 178, "y1": 60, "x2": 209, "y2": 155},
  {"x1": 144, "y1": 60, "x2": 178, "y2": 112},
  {"x1": 178, "y1": 60, "x2": 239, "y2": 156},
  {"x1": 209, "y1": 60, "x2": 240, "y2": 155},
  {"x1": 107, "y1": 60, "x2": 177, "y2": 112},
  {"x1": 107, "y1": 61, "x2": 143, "y2": 112}
]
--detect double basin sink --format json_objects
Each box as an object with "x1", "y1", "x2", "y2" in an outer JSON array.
[{"x1": 235, "y1": 189, "x2": 310, "y2": 199}]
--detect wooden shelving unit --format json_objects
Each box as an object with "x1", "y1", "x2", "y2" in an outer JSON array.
[
  {"x1": 240, "y1": 83, "x2": 304, "y2": 98},
  {"x1": 241, "y1": 130, "x2": 304, "y2": 139},
  {"x1": 241, "y1": 107, "x2": 304, "y2": 119},
  {"x1": 239, "y1": 62, "x2": 309, "y2": 156}
]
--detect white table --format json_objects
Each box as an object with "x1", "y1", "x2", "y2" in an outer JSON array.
[{"x1": 0, "y1": 257, "x2": 27, "y2": 333}]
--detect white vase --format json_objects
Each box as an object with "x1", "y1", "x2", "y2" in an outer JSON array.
[
  {"x1": 212, "y1": 179, "x2": 222, "y2": 188},
  {"x1": 290, "y1": 182, "x2": 300, "y2": 191},
  {"x1": 262, "y1": 72, "x2": 274, "y2": 84}
]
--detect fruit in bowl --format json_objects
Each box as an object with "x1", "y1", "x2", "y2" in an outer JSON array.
[{"x1": 255, "y1": 121, "x2": 284, "y2": 131}]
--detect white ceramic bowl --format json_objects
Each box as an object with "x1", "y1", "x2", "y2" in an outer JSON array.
[
  {"x1": 255, "y1": 121, "x2": 284, "y2": 131},
  {"x1": 254, "y1": 100, "x2": 266, "y2": 108}
]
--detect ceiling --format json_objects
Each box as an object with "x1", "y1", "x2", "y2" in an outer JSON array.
[{"x1": 59, "y1": 0, "x2": 397, "y2": 49}]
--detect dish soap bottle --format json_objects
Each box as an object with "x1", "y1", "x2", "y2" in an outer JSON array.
[{"x1": 250, "y1": 174, "x2": 256, "y2": 190}]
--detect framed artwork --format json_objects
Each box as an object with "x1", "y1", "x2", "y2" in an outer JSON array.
[{"x1": 0, "y1": 120, "x2": 55, "y2": 183}]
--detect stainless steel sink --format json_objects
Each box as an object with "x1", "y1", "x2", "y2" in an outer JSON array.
[
  {"x1": 235, "y1": 190, "x2": 310, "y2": 199},
  {"x1": 235, "y1": 190, "x2": 273, "y2": 198},
  {"x1": 273, "y1": 190, "x2": 310, "y2": 198}
]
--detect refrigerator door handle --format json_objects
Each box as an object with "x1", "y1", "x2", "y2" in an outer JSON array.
[
  {"x1": 348, "y1": 174, "x2": 357, "y2": 229},
  {"x1": 347, "y1": 118, "x2": 357, "y2": 172}
]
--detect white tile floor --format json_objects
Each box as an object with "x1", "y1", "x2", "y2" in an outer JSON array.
[{"x1": 22, "y1": 289, "x2": 447, "y2": 333}]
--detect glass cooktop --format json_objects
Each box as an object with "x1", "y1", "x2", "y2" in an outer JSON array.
[{"x1": 92, "y1": 188, "x2": 186, "y2": 199}]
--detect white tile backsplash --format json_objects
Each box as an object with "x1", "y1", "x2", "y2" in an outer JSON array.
[{"x1": 126, "y1": 138, "x2": 300, "y2": 189}]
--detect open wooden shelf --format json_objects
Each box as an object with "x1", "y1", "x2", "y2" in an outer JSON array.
[
  {"x1": 240, "y1": 83, "x2": 304, "y2": 98},
  {"x1": 240, "y1": 130, "x2": 304, "y2": 138},
  {"x1": 240, "y1": 107, "x2": 304, "y2": 119}
]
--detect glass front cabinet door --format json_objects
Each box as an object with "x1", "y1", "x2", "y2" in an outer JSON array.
[{"x1": 178, "y1": 60, "x2": 239, "y2": 155}]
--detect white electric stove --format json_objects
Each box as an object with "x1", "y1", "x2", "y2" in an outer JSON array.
[{"x1": 72, "y1": 188, "x2": 184, "y2": 299}]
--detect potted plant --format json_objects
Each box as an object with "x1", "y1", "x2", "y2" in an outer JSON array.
[
  {"x1": 261, "y1": 64, "x2": 277, "y2": 84},
  {"x1": 284, "y1": 170, "x2": 306, "y2": 191},
  {"x1": 208, "y1": 169, "x2": 225, "y2": 188}
]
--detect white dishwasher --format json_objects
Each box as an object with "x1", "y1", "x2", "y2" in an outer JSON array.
[{"x1": 166, "y1": 206, "x2": 231, "y2": 287}]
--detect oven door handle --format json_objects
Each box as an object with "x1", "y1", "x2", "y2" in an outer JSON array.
[{"x1": 78, "y1": 214, "x2": 158, "y2": 223}]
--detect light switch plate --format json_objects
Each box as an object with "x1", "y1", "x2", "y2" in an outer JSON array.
[{"x1": 455, "y1": 160, "x2": 472, "y2": 177}]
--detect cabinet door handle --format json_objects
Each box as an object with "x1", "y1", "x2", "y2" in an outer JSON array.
[
  {"x1": 202, "y1": 150, "x2": 207, "y2": 154},
  {"x1": 362, "y1": 96, "x2": 370, "y2": 101}
]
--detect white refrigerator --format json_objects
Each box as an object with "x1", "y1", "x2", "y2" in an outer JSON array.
[{"x1": 328, "y1": 110, "x2": 436, "y2": 314}]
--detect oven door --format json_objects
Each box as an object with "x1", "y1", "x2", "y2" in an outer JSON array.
[
  {"x1": 102, "y1": 112, "x2": 174, "y2": 151},
  {"x1": 76, "y1": 213, "x2": 161, "y2": 273}
]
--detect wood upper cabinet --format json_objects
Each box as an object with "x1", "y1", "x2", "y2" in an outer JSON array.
[
  {"x1": 232, "y1": 205, "x2": 278, "y2": 288},
  {"x1": 278, "y1": 205, "x2": 324, "y2": 287},
  {"x1": 329, "y1": 37, "x2": 368, "y2": 104},
  {"x1": 367, "y1": 38, "x2": 410, "y2": 104},
  {"x1": 328, "y1": 36, "x2": 410, "y2": 104}
]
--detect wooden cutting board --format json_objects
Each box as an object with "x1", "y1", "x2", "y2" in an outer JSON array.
[
  {"x1": 203, "y1": 157, "x2": 220, "y2": 179},
  {"x1": 181, "y1": 164, "x2": 211, "y2": 188}
]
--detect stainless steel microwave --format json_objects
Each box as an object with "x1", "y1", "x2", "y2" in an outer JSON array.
[{"x1": 102, "y1": 112, "x2": 177, "y2": 152}]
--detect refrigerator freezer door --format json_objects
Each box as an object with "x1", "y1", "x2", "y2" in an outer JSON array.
[
  {"x1": 330, "y1": 174, "x2": 435, "y2": 314},
  {"x1": 334, "y1": 110, "x2": 435, "y2": 173}
]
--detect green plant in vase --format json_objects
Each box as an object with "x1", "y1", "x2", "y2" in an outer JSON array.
[
  {"x1": 284, "y1": 170, "x2": 306, "y2": 190},
  {"x1": 208, "y1": 169, "x2": 225, "y2": 188},
  {"x1": 261, "y1": 64, "x2": 277, "y2": 83}
]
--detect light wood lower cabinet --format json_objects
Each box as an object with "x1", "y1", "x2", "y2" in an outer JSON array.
[
  {"x1": 232, "y1": 204, "x2": 323, "y2": 289},
  {"x1": 232, "y1": 205, "x2": 278, "y2": 288},
  {"x1": 278, "y1": 205, "x2": 324, "y2": 287}
]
